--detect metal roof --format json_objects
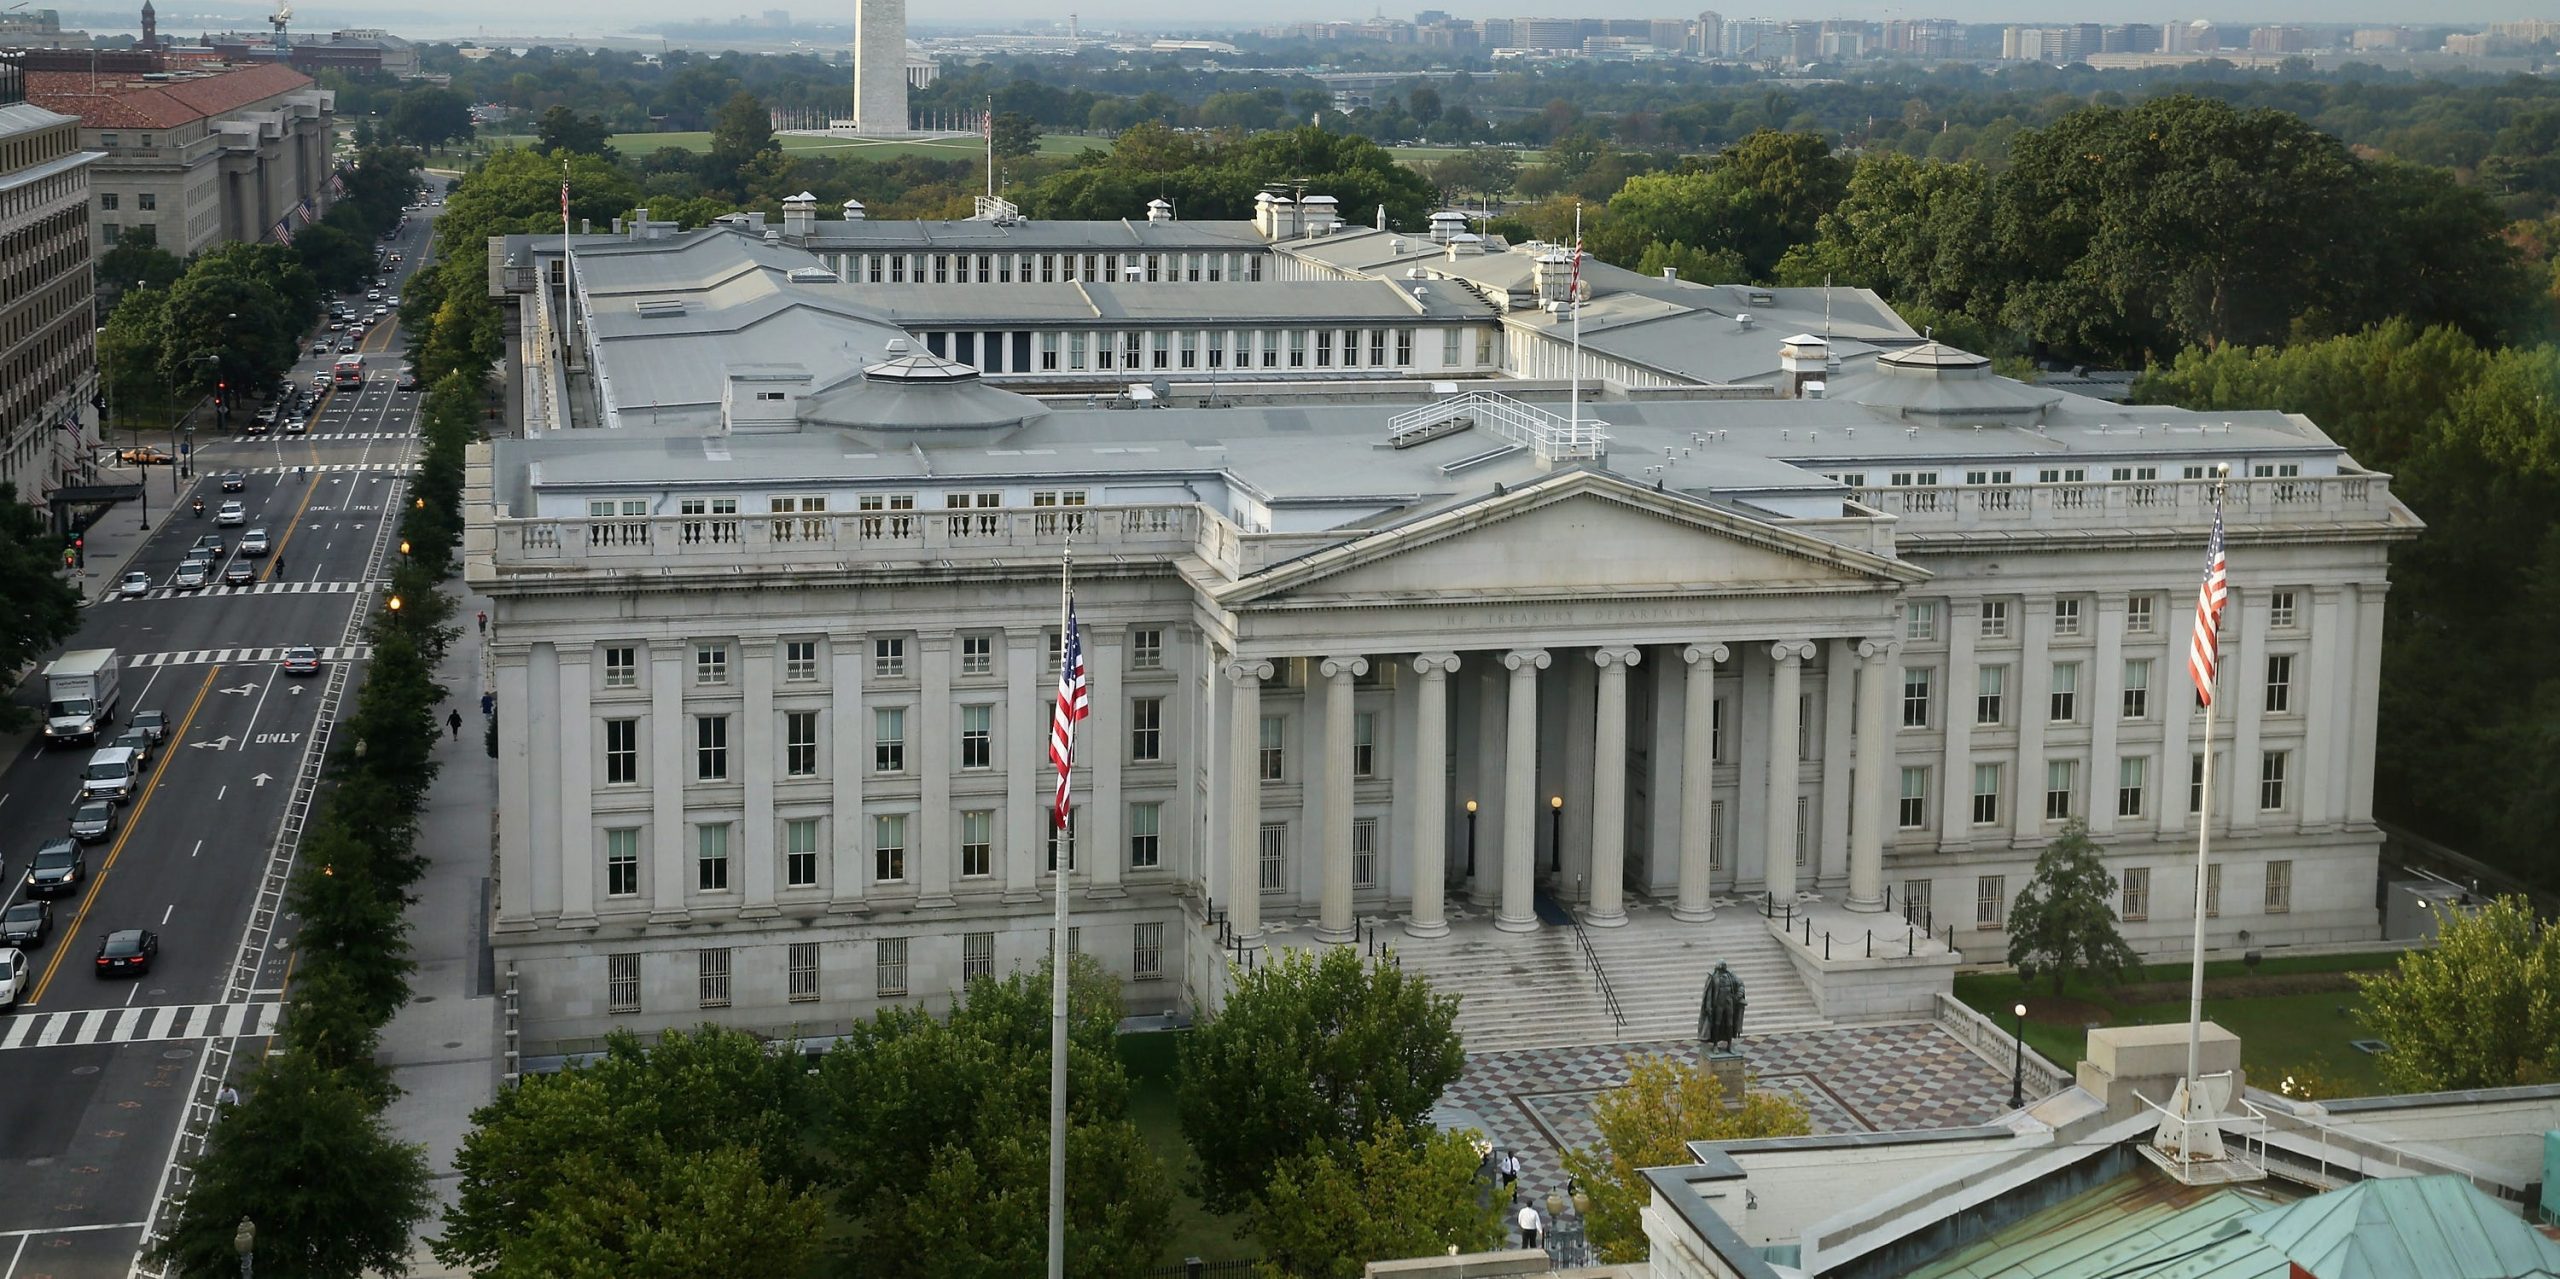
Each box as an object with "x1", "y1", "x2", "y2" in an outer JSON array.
[{"x1": 2242, "y1": 1176, "x2": 2560, "y2": 1279}]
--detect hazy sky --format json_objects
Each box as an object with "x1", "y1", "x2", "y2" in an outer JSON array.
[{"x1": 92, "y1": 1, "x2": 2536, "y2": 41}]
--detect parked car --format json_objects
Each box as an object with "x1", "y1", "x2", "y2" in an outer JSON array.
[
  {"x1": 94, "y1": 929, "x2": 158, "y2": 978},
  {"x1": 281, "y1": 646, "x2": 321, "y2": 676},
  {"x1": 28, "y1": 839, "x2": 84, "y2": 897},
  {"x1": 0, "y1": 947, "x2": 24, "y2": 1009},
  {"x1": 223, "y1": 560, "x2": 254, "y2": 587},
  {"x1": 171, "y1": 560, "x2": 209, "y2": 591},
  {"x1": 69, "y1": 799, "x2": 117, "y2": 843},
  {"x1": 130, "y1": 709, "x2": 167, "y2": 741},
  {"x1": 239, "y1": 529, "x2": 270, "y2": 556},
  {"x1": 119, "y1": 570, "x2": 152, "y2": 598},
  {"x1": 0, "y1": 902, "x2": 51, "y2": 948},
  {"x1": 219, "y1": 470, "x2": 246, "y2": 492}
]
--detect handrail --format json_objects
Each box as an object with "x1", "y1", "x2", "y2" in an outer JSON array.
[
  {"x1": 1564, "y1": 904, "x2": 1627, "y2": 1035},
  {"x1": 2232, "y1": 1097, "x2": 2518, "y2": 1200}
]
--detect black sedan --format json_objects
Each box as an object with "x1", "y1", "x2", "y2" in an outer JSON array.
[
  {"x1": 223, "y1": 561, "x2": 254, "y2": 587},
  {"x1": 0, "y1": 901, "x2": 50, "y2": 948},
  {"x1": 28, "y1": 839, "x2": 83, "y2": 897},
  {"x1": 94, "y1": 928, "x2": 158, "y2": 978},
  {"x1": 219, "y1": 470, "x2": 247, "y2": 492},
  {"x1": 70, "y1": 799, "x2": 117, "y2": 844}
]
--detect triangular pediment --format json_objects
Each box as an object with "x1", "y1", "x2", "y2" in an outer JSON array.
[{"x1": 1221, "y1": 470, "x2": 1923, "y2": 609}]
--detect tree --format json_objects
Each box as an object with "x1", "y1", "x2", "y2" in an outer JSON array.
[
  {"x1": 0, "y1": 485, "x2": 81, "y2": 730},
  {"x1": 148, "y1": 1051, "x2": 432, "y2": 1278},
  {"x1": 1177, "y1": 945, "x2": 1464, "y2": 1213},
  {"x1": 535, "y1": 105, "x2": 616, "y2": 157},
  {"x1": 387, "y1": 86, "x2": 474, "y2": 148},
  {"x1": 96, "y1": 225, "x2": 184, "y2": 296},
  {"x1": 2004, "y1": 817, "x2": 2141, "y2": 994},
  {"x1": 706, "y1": 90, "x2": 777, "y2": 194},
  {"x1": 293, "y1": 220, "x2": 375, "y2": 294},
  {"x1": 1561, "y1": 1056, "x2": 1811, "y2": 1262},
  {"x1": 2358, "y1": 895, "x2": 2560, "y2": 1092},
  {"x1": 1245, "y1": 1123, "x2": 1502, "y2": 1279},
  {"x1": 990, "y1": 110, "x2": 1043, "y2": 160}
]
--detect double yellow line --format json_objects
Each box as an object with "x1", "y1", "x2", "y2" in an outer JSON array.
[{"x1": 27, "y1": 666, "x2": 222, "y2": 1004}]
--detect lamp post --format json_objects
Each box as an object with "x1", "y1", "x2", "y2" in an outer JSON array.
[
  {"x1": 233, "y1": 1217, "x2": 255, "y2": 1279},
  {"x1": 1548, "y1": 795, "x2": 1563, "y2": 875},
  {"x1": 2009, "y1": 1002, "x2": 2028, "y2": 1110},
  {"x1": 1463, "y1": 799, "x2": 1477, "y2": 880}
]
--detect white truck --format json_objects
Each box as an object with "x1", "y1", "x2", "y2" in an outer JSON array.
[{"x1": 42, "y1": 648, "x2": 121, "y2": 746}]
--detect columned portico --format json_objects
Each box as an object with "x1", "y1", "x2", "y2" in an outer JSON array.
[
  {"x1": 1848, "y1": 638, "x2": 1896, "y2": 911},
  {"x1": 1764, "y1": 640, "x2": 1815, "y2": 901},
  {"x1": 1225, "y1": 659, "x2": 1274, "y2": 940},
  {"x1": 1674, "y1": 643, "x2": 1728, "y2": 921},
  {"x1": 1407, "y1": 653, "x2": 1461, "y2": 938},
  {"x1": 1587, "y1": 647, "x2": 1641, "y2": 926},
  {"x1": 1498, "y1": 648, "x2": 1550, "y2": 932},
  {"x1": 1317, "y1": 654, "x2": 1368, "y2": 942}
]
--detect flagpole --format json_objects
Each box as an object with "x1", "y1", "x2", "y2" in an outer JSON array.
[
  {"x1": 1047, "y1": 540, "x2": 1072, "y2": 1279},
  {"x1": 2182, "y1": 464, "x2": 2229, "y2": 1158},
  {"x1": 1568, "y1": 201, "x2": 1584, "y2": 433},
  {"x1": 559, "y1": 156, "x2": 572, "y2": 372}
]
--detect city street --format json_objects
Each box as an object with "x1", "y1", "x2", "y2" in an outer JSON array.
[{"x1": 0, "y1": 192, "x2": 442, "y2": 1279}]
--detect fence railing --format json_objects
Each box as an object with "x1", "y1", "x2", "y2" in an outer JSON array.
[
  {"x1": 1565, "y1": 893, "x2": 1626, "y2": 1036},
  {"x1": 1932, "y1": 992, "x2": 2071, "y2": 1099}
]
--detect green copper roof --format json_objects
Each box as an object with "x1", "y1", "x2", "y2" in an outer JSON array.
[
  {"x1": 1903, "y1": 1174, "x2": 2292, "y2": 1279},
  {"x1": 2241, "y1": 1176, "x2": 2560, "y2": 1279}
]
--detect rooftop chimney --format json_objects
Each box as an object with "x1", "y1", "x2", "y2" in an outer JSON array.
[
  {"x1": 1145, "y1": 197, "x2": 1173, "y2": 224},
  {"x1": 841, "y1": 197, "x2": 867, "y2": 222},
  {"x1": 781, "y1": 191, "x2": 817, "y2": 239},
  {"x1": 1780, "y1": 334, "x2": 1829, "y2": 397}
]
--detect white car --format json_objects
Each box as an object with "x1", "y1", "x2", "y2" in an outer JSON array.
[
  {"x1": 119, "y1": 570, "x2": 152, "y2": 598},
  {"x1": 172, "y1": 560, "x2": 209, "y2": 591},
  {"x1": 215, "y1": 500, "x2": 245, "y2": 526},
  {"x1": 0, "y1": 947, "x2": 24, "y2": 1009}
]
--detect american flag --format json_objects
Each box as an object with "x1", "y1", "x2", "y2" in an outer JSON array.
[
  {"x1": 1048, "y1": 599, "x2": 1088, "y2": 829},
  {"x1": 2187, "y1": 499, "x2": 2230, "y2": 704}
]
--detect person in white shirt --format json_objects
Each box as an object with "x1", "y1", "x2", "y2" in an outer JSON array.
[
  {"x1": 1499, "y1": 1150, "x2": 1521, "y2": 1190},
  {"x1": 1516, "y1": 1200, "x2": 1541, "y2": 1250}
]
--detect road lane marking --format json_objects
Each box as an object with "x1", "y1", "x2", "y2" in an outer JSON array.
[
  {"x1": 0, "y1": 1003, "x2": 277, "y2": 1050},
  {"x1": 240, "y1": 662, "x2": 280, "y2": 747},
  {"x1": 25, "y1": 666, "x2": 219, "y2": 1006},
  {"x1": 160, "y1": 903, "x2": 172, "y2": 925},
  {"x1": 261, "y1": 452, "x2": 333, "y2": 582}
]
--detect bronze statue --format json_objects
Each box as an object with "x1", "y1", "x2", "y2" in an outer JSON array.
[{"x1": 1699, "y1": 960, "x2": 1746, "y2": 1051}]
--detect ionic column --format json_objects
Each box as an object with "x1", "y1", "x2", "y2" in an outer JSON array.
[
  {"x1": 1674, "y1": 644, "x2": 1727, "y2": 921},
  {"x1": 1317, "y1": 654, "x2": 1367, "y2": 943},
  {"x1": 1226, "y1": 659, "x2": 1274, "y2": 939},
  {"x1": 1497, "y1": 648, "x2": 1549, "y2": 933},
  {"x1": 1848, "y1": 639, "x2": 1896, "y2": 911},
  {"x1": 1764, "y1": 641, "x2": 1815, "y2": 901},
  {"x1": 1587, "y1": 647, "x2": 1640, "y2": 927},
  {"x1": 1407, "y1": 653, "x2": 1460, "y2": 939}
]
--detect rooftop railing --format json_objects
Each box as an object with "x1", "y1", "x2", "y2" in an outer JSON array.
[
  {"x1": 1852, "y1": 473, "x2": 2398, "y2": 534},
  {"x1": 493, "y1": 502, "x2": 1211, "y2": 572}
]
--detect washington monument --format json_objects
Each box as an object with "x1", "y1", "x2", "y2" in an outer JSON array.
[{"x1": 851, "y1": 0, "x2": 908, "y2": 135}]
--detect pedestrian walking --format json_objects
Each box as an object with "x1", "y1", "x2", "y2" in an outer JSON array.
[
  {"x1": 480, "y1": 690, "x2": 494, "y2": 717},
  {"x1": 1499, "y1": 1150, "x2": 1521, "y2": 1191},
  {"x1": 448, "y1": 708, "x2": 463, "y2": 740},
  {"x1": 216, "y1": 1084, "x2": 240, "y2": 1108},
  {"x1": 476, "y1": 609, "x2": 487, "y2": 635},
  {"x1": 1516, "y1": 1200, "x2": 1541, "y2": 1251}
]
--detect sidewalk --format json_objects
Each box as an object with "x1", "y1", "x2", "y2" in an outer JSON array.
[
  {"x1": 377, "y1": 581, "x2": 500, "y2": 1276},
  {"x1": 61, "y1": 464, "x2": 204, "y2": 605}
]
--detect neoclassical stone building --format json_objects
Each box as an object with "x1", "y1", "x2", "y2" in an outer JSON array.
[{"x1": 471, "y1": 215, "x2": 2415, "y2": 1055}]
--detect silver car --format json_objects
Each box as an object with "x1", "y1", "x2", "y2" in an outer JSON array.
[
  {"x1": 172, "y1": 560, "x2": 209, "y2": 590},
  {"x1": 239, "y1": 529, "x2": 270, "y2": 556}
]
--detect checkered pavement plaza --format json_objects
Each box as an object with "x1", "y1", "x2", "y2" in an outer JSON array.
[{"x1": 1444, "y1": 1023, "x2": 2021, "y2": 1200}]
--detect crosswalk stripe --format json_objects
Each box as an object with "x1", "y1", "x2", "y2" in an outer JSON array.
[
  {"x1": 120, "y1": 646, "x2": 372, "y2": 668},
  {"x1": 0, "y1": 1002, "x2": 283, "y2": 1051},
  {"x1": 113, "y1": 580, "x2": 378, "y2": 604}
]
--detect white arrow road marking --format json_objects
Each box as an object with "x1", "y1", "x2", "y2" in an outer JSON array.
[
  {"x1": 288, "y1": 685, "x2": 305, "y2": 695},
  {"x1": 219, "y1": 683, "x2": 257, "y2": 696},
  {"x1": 189, "y1": 735, "x2": 235, "y2": 750},
  {"x1": 251, "y1": 773, "x2": 272, "y2": 787}
]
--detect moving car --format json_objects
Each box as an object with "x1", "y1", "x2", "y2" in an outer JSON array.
[
  {"x1": 193, "y1": 533, "x2": 224, "y2": 556},
  {"x1": 119, "y1": 570, "x2": 152, "y2": 598},
  {"x1": 0, "y1": 902, "x2": 50, "y2": 948},
  {"x1": 365, "y1": 289, "x2": 381, "y2": 301},
  {"x1": 81, "y1": 746, "x2": 138, "y2": 803},
  {"x1": 281, "y1": 646, "x2": 321, "y2": 676},
  {"x1": 239, "y1": 529, "x2": 270, "y2": 556},
  {"x1": 215, "y1": 500, "x2": 246, "y2": 526},
  {"x1": 223, "y1": 561, "x2": 254, "y2": 587},
  {"x1": 172, "y1": 560, "x2": 209, "y2": 591},
  {"x1": 338, "y1": 340, "x2": 357, "y2": 353},
  {"x1": 397, "y1": 369, "x2": 420, "y2": 391},
  {"x1": 219, "y1": 471, "x2": 246, "y2": 492},
  {"x1": 117, "y1": 446, "x2": 172, "y2": 466},
  {"x1": 69, "y1": 799, "x2": 117, "y2": 844},
  {"x1": 94, "y1": 929, "x2": 158, "y2": 978},
  {"x1": 111, "y1": 726, "x2": 152, "y2": 763},
  {"x1": 388, "y1": 294, "x2": 402, "y2": 306},
  {"x1": 130, "y1": 709, "x2": 166, "y2": 741},
  {"x1": 312, "y1": 340, "x2": 333, "y2": 355},
  {"x1": 0, "y1": 948, "x2": 24, "y2": 1010},
  {"x1": 313, "y1": 373, "x2": 332, "y2": 389},
  {"x1": 28, "y1": 839, "x2": 84, "y2": 897},
  {"x1": 327, "y1": 319, "x2": 345, "y2": 331}
]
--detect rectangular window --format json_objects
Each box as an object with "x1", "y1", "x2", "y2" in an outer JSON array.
[
  {"x1": 960, "y1": 810, "x2": 993, "y2": 878},
  {"x1": 1976, "y1": 665, "x2": 2006, "y2": 726},
  {"x1": 1288, "y1": 330, "x2": 1307, "y2": 368},
  {"x1": 1709, "y1": 799, "x2": 1726, "y2": 868},
  {"x1": 100, "y1": 192, "x2": 118, "y2": 210},
  {"x1": 2269, "y1": 591, "x2": 2297, "y2": 628},
  {"x1": 1133, "y1": 921, "x2": 1165, "y2": 979},
  {"x1": 2053, "y1": 598, "x2": 2082, "y2": 637},
  {"x1": 1046, "y1": 808, "x2": 1079, "y2": 872},
  {"x1": 2117, "y1": 756, "x2": 2148, "y2": 818},
  {"x1": 607, "y1": 953, "x2": 640, "y2": 1013},
  {"x1": 2259, "y1": 750, "x2": 2288, "y2": 811},
  {"x1": 1258, "y1": 821, "x2": 1287, "y2": 891},
  {"x1": 787, "y1": 942, "x2": 819, "y2": 1002},
  {"x1": 603, "y1": 646, "x2": 637, "y2": 687},
  {"x1": 960, "y1": 704, "x2": 993, "y2": 770},
  {"x1": 606, "y1": 828, "x2": 640, "y2": 897},
  {"x1": 2049, "y1": 662, "x2": 2079, "y2": 723},
  {"x1": 784, "y1": 640, "x2": 819, "y2": 682},
  {"x1": 1258, "y1": 715, "x2": 1285, "y2": 782},
  {"x1": 1206, "y1": 330, "x2": 1227, "y2": 368},
  {"x1": 1442, "y1": 327, "x2": 1462, "y2": 365},
  {"x1": 962, "y1": 932, "x2": 994, "y2": 981},
  {"x1": 1902, "y1": 668, "x2": 1933, "y2": 728},
  {"x1": 1130, "y1": 628, "x2": 1164, "y2": 670},
  {"x1": 695, "y1": 716, "x2": 729, "y2": 781},
  {"x1": 1130, "y1": 697, "x2": 1162, "y2": 762},
  {"x1": 874, "y1": 708, "x2": 905, "y2": 774},
  {"x1": 783, "y1": 817, "x2": 820, "y2": 888},
  {"x1": 696, "y1": 823, "x2": 730, "y2": 891},
  {"x1": 2206, "y1": 863, "x2": 2223, "y2": 918},
  {"x1": 1711, "y1": 698, "x2": 1726, "y2": 762},
  {"x1": 2264, "y1": 860, "x2": 2292, "y2": 914},
  {"x1": 1905, "y1": 602, "x2": 1938, "y2": 641},
  {"x1": 876, "y1": 937, "x2": 909, "y2": 997},
  {"x1": 696, "y1": 643, "x2": 729, "y2": 685},
  {"x1": 873, "y1": 813, "x2": 907, "y2": 882},
  {"x1": 1899, "y1": 766, "x2": 1930, "y2": 829},
  {"x1": 1972, "y1": 763, "x2": 2001, "y2": 825},
  {"x1": 785, "y1": 711, "x2": 819, "y2": 778},
  {"x1": 874, "y1": 637, "x2": 907, "y2": 679},
  {"x1": 1068, "y1": 331, "x2": 1089, "y2": 371},
  {"x1": 1353, "y1": 817, "x2": 1379, "y2": 888},
  {"x1": 2045, "y1": 759, "x2": 2076, "y2": 820},
  {"x1": 1795, "y1": 796, "x2": 1810, "y2": 866},
  {"x1": 1129, "y1": 802, "x2": 1162, "y2": 869},
  {"x1": 605, "y1": 718, "x2": 639, "y2": 784},
  {"x1": 2122, "y1": 660, "x2": 2152, "y2": 720},
  {"x1": 1976, "y1": 875, "x2": 2006, "y2": 928},
  {"x1": 1980, "y1": 601, "x2": 2010, "y2": 639},
  {"x1": 2191, "y1": 753, "x2": 2207, "y2": 815},
  {"x1": 698, "y1": 948, "x2": 731, "y2": 1008},
  {"x1": 1261, "y1": 330, "x2": 1280, "y2": 368},
  {"x1": 1151, "y1": 331, "x2": 1170, "y2": 369},
  {"x1": 1370, "y1": 328, "x2": 1388, "y2": 366},
  {"x1": 960, "y1": 634, "x2": 994, "y2": 676},
  {"x1": 1353, "y1": 712, "x2": 1377, "y2": 778},
  {"x1": 2121, "y1": 867, "x2": 2150, "y2": 921},
  {"x1": 2264, "y1": 655, "x2": 2292, "y2": 714},
  {"x1": 1395, "y1": 328, "x2": 1414, "y2": 365},
  {"x1": 2126, "y1": 596, "x2": 2155, "y2": 634}
]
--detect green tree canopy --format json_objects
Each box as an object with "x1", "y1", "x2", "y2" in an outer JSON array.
[
  {"x1": 2005, "y1": 817, "x2": 2141, "y2": 994},
  {"x1": 97, "y1": 225, "x2": 184, "y2": 296},
  {"x1": 990, "y1": 110, "x2": 1043, "y2": 160},
  {"x1": 1177, "y1": 945, "x2": 1464, "y2": 1214},
  {"x1": 387, "y1": 86, "x2": 475, "y2": 148},
  {"x1": 1561, "y1": 1055, "x2": 1812, "y2": 1262},
  {"x1": 1017, "y1": 126, "x2": 1438, "y2": 231},
  {"x1": 2358, "y1": 895, "x2": 2560, "y2": 1091},
  {"x1": 0, "y1": 484, "x2": 81, "y2": 730},
  {"x1": 1245, "y1": 1122, "x2": 1502, "y2": 1279},
  {"x1": 536, "y1": 105, "x2": 617, "y2": 157}
]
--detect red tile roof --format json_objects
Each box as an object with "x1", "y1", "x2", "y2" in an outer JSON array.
[{"x1": 25, "y1": 63, "x2": 314, "y2": 130}]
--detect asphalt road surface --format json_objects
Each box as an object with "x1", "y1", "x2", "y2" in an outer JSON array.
[{"x1": 0, "y1": 186, "x2": 446, "y2": 1279}]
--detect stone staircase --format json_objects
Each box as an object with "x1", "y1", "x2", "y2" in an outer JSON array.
[{"x1": 1379, "y1": 901, "x2": 1827, "y2": 1054}]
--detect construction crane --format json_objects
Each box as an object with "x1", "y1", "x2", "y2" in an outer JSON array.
[{"x1": 268, "y1": 2, "x2": 289, "y2": 52}]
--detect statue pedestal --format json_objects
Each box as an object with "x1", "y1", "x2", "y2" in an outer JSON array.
[{"x1": 1705, "y1": 1049, "x2": 1747, "y2": 1110}]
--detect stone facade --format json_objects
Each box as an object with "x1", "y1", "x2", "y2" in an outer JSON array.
[
  {"x1": 0, "y1": 92, "x2": 99, "y2": 499},
  {"x1": 26, "y1": 63, "x2": 332, "y2": 258}
]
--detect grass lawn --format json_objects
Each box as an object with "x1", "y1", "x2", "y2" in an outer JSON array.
[
  {"x1": 1954, "y1": 950, "x2": 2407, "y2": 1098},
  {"x1": 1117, "y1": 1031, "x2": 1259, "y2": 1266}
]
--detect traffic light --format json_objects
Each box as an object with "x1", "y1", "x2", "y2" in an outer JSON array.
[{"x1": 72, "y1": 535, "x2": 84, "y2": 568}]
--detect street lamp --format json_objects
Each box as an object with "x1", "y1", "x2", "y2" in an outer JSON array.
[
  {"x1": 1463, "y1": 799, "x2": 1478, "y2": 880},
  {"x1": 1548, "y1": 795, "x2": 1563, "y2": 874},
  {"x1": 2009, "y1": 1002, "x2": 2029, "y2": 1110},
  {"x1": 386, "y1": 594, "x2": 404, "y2": 614},
  {"x1": 233, "y1": 1217, "x2": 255, "y2": 1279}
]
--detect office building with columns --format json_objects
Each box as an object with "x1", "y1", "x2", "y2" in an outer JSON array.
[
  {"x1": 24, "y1": 62, "x2": 332, "y2": 257},
  {"x1": 472, "y1": 216, "x2": 2415, "y2": 1055}
]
